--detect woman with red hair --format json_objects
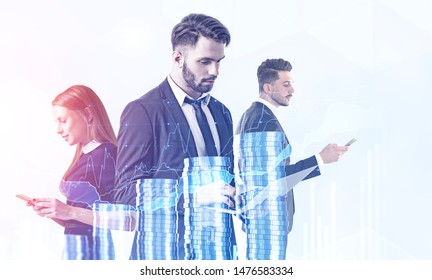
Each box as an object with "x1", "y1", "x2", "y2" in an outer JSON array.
[{"x1": 31, "y1": 85, "x2": 118, "y2": 260}]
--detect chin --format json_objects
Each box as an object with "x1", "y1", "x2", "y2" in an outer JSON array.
[{"x1": 66, "y1": 140, "x2": 75, "y2": 146}]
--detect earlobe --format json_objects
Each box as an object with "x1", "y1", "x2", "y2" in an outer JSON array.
[
  {"x1": 263, "y1": 83, "x2": 272, "y2": 94},
  {"x1": 84, "y1": 107, "x2": 93, "y2": 123},
  {"x1": 172, "y1": 51, "x2": 183, "y2": 68}
]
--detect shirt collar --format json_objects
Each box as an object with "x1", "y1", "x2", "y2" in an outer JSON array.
[
  {"x1": 82, "y1": 140, "x2": 101, "y2": 154},
  {"x1": 256, "y1": 97, "x2": 280, "y2": 118},
  {"x1": 168, "y1": 75, "x2": 211, "y2": 106}
]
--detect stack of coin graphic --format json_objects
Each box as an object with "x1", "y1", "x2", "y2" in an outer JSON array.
[
  {"x1": 93, "y1": 202, "x2": 134, "y2": 259},
  {"x1": 135, "y1": 178, "x2": 179, "y2": 259},
  {"x1": 92, "y1": 202, "x2": 135, "y2": 231},
  {"x1": 62, "y1": 234, "x2": 90, "y2": 260},
  {"x1": 237, "y1": 131, "x2": 290, "y2": 260},
  {"x1": 181, "y1": 156, "x2": 235, "y2": 260}
]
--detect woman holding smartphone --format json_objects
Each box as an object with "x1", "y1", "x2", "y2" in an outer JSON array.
[{"x1": 31, "y1": 85, "x2": 118, "y2": 260}]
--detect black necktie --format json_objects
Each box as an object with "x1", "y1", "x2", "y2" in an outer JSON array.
[{"x1": 184, "y1": 97, "x2": 218, "y2": 156}]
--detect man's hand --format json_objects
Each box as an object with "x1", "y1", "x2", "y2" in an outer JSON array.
[
  {"x1": 194, "y1": 180, "x2": 236, "y2": 208},
  {"x1": 319, "y1": 144, "x2": 349, "y2": 164}
]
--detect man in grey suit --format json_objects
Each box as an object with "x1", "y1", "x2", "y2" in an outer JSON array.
[
  {"x1": 235, "y1": 58, "x2": 349, "y2": 259},
  {"x1": 114, "y1": 13, "x2": 236, "y2": 260}
]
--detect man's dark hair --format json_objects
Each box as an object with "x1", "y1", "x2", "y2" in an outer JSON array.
[
  {"x1": 171, "y1": 13, "x2": 231, "y2": 50},
  {"x1": 257, "y1": 58, "x2": 292, "y2": 92}
]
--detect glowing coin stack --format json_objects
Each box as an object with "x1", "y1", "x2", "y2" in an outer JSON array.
[
  {"x1": 92, "y1": 202, "x2": 134, "y2": 259},
  {"x1": 181, "y1": 156, "x2": 235, "y2": 260},
  {"x1": 237, "y1": 131, "x2": 290, "y2": 260},
  {"x1": 62, "y1": 234, "x2": 90, "y2": 260},
  {"x1": 135, "y1": 178, "x2": 179, "y2": 259}
]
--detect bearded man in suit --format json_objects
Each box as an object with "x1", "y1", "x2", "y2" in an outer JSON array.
[{"x1": 114, "y1": 13, "x2": 236, "y2": 260}]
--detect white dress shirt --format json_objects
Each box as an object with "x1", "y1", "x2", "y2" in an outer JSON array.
[{"x1": 168, "y1": 76, "x2": 221, "y2": 157}]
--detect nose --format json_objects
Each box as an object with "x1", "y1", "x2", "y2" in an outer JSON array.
[
  {"x1": 208, "y1": 62, "x2": 219, "y2": 77},
  {"x1": 57, "y1": 123, "x2": 63, "y2": 135},
  {"x1": 289, "y1": 84, "x2": 295, "y2": 94}
]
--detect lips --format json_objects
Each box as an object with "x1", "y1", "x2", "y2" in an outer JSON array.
[{"x1": 202, "y1": 78, "x2": 216, "y2": 83}]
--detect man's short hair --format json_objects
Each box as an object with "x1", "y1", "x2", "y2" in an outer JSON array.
[
  {"x1": 257, "y1": 58, "x2": 292, "y2": 92},
  {"x1": 171, "y1": 13, "x2": 231, "y2": 50}
]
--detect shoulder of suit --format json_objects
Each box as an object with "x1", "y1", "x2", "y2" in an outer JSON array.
[
  {"x1": 209, "y1": 96, "x2": 230, "y2": 109},
  {"x1": 246, "y1": 101, "x2": 271, "y2": 113},
  {"x1": 128, "y1": 80, "x2": 168, "y2": 105}
]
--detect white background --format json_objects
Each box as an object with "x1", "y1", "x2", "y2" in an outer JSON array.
[{"x1": 1, "y1": 0, "x2": 431, "y2": 261}]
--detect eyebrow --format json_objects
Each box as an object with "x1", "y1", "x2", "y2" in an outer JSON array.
[{"x1": 198, "y1": 55, "x2": 226, "y2": 62}]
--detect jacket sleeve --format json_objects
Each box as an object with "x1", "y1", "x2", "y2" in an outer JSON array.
[
  {"x1": 114, "y1": 100, "x2": 154, "y2": 205},
  {"x1": 284, "y1": 155, "x2": 321, "y2": 181}
]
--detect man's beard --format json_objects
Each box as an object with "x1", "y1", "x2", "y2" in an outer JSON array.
[
  {"x1": 270, "y1": 91, "x2": 290, "y2": 107},
  {"x1": 182, "y1": 62, "x2": 215, "y2": 94}
]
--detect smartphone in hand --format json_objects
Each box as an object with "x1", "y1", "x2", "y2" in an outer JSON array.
[
  {"x1": 16, "y1": 194, "x2": 35, "y2": 206},
  {"x1": 345, "y1": 138, "x2": 357, "y2": 146}
]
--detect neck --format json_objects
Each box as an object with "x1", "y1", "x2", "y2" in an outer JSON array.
[
  {"x1": 170, "y1": 71, "x2": 201, "y2": 99},
  {"x1": 259, "y1": 93, "x2": 277, "y2": 108}
]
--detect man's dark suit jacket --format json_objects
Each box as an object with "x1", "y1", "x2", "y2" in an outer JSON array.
[
  {"x1": 235, "y1": 101, "x2": 320, "y2": 233},
  {"x1": 114, "y1": 78, "x2": 235, "y2": 259}
]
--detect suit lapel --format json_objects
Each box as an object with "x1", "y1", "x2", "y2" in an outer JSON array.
[
  {"x1": 159, "y1": 80, "x2": 198, "y2": 157},
  {"x1": 259, "y1": 102, "x2": 290, "y2": 143},
  {"x1": 208, "y1": 97, "x2": 232, "y2": 156}
]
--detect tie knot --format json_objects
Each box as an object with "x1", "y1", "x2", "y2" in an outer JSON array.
[{"x1": 184, "y1": 97, "x2": 205, "y2": 108}]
